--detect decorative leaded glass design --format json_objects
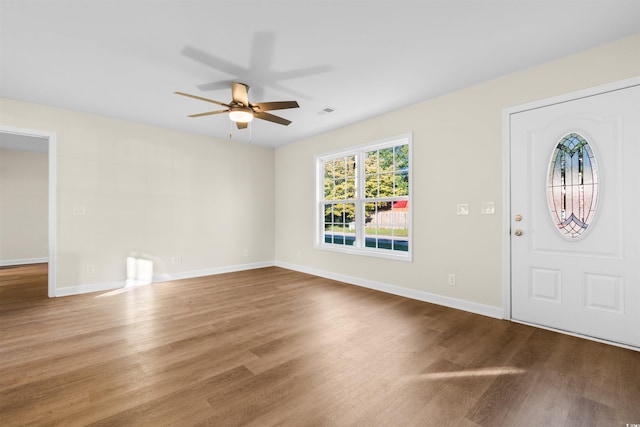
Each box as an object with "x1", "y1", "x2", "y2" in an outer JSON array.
[{"x1": 547, "y1": 133, "x2": 599, "y2": 239}]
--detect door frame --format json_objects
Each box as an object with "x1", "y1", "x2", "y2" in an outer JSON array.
[
  {"x1": 0, "y1": 125, "x2": 57, "y2": 297},
  {"x1": 502, "y1": 76, "x2": 640, "y2": 322}
]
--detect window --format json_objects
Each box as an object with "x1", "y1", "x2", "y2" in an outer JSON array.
[
  {"x1": 547, "y1": 132, "x2": 599, "y2": 239},
  {"x1": 316, "y1": 133, "x2": 411, "y2": 260}
]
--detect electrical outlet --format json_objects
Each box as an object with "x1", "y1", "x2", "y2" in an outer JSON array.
[
  {"x1": 448, "y1": 273, "x2": 456, "y2": 286},
  {"x1": 243, "y1": 249, "x2": 249, "y2": 257},
  {"x1": 86, "y1": 264, "x2": 95, "y2": 274},
  {"x1": 171, "y1": 256, "x2": 182, "y2": 265}
]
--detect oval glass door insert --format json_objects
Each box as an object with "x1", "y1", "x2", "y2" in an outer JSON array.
[{"x1": 547, "y1": 133, "x2": 599, "y2": 239}]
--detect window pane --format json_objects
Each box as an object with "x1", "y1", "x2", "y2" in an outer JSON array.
[
  {"x1": 379, "y1": 147, "x2": 394, "y2": 172},
  {"x1": 377, "y1": 238, "x2": 393, "y2": 250},
  {"x1": 323, "y1": 159, "x2": 339, "y2": 200},
  {"x1": 334, "y1": 157, "x2": 346, "y2": 177},
  {"x1": 324, "y1": 203, "x2": 333, "y2": 223},
  {"x1": 394, "y1": 172, "x2": 409, "y2": 196},
  {"x1": 334, "y1": 178, "x2": 346, "y2": 199},
  {"x1": 324, "y1": 179, "x2": 335, "y2": 199},
  {"x1": 378, "y1": 173, "x2": 394, "y2": 197},
  {"x1": 365, "y1": 173, "x2": 378, "y2": 198},
  {"x1": 345, "y1": 177, "x2": 356, "y2": 199},
  {"x1": 546, "y1": 133, "x2": 599, "y2": 239},
  {"x1": 390, "y1": 199, "x2": 409, "y2": 252},
  {"x1": 336, "y1": 203, "x2": 346, "y2": 224},
  {"x1": 393, "y1": 239, "x2": 409, "y2": 252},
  {"x1": 365, "y1": 150, "x2": 379, "y2": 174},
  {"x1": 395, "y1": 144, "x2": 409, "y2": 170},
  {"x1": 346, "y1": 155, "x2": 356, "y2": 178},
  {"x1": 323, "y1": 159, "x2": 334, "y2": 180},
  {"x1": 364, "y1": 202, "x2": 377, "y2": 222}
]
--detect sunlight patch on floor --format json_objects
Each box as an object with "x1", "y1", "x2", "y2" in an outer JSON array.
[{"x1": 416, "y1": 367, "x2": 526, "y2": 380}]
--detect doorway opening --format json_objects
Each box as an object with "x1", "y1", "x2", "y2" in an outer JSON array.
[{"x1": 0, "y1": 126, "x2": 56, "y2": 297}]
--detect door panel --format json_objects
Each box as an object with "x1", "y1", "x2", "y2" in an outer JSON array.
[{"x1": 510, "y1": 85, "x2": 640, "y2": 347}]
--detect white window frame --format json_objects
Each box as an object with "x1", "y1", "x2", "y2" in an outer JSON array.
[{"x1": 315, "y1": 133, "x2": 412, "y2": 261}]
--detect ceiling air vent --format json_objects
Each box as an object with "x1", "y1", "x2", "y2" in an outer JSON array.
[{"x1": 316, "y1": 107, "x2": 335, "y2": 115}]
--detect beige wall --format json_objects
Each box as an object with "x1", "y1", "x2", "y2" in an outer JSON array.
[
  {"x1": 0, "y1": 101, "x2": 275, "y2": 290},
  {"x1": 274, "y1": 34, "x2": 640, "y2": 309},
  {"x1": 0, "y1": 148, "x2": 49, "y2": 262}
]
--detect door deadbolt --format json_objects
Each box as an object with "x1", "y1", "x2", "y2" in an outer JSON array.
[{"x1": 514, "y1": 214, "x2": 523, "y2": 222}]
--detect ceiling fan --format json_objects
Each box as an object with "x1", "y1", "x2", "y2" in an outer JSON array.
[{"x1": 175, "y1": 82, "x2": 299, "y2": 129}]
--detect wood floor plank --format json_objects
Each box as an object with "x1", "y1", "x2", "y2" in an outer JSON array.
[{"x1": 1, "y1": 263, "x2": 640, "y2": 426}]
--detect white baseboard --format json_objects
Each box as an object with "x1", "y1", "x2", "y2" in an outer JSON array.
[
  {"x1": 54, "y1": 260, "x2": 276, "y2": 297},
  {"x1": 154, "y1": 260, "x2": 275, "y2": 283},
  {"x1": 275, "y1": 261, "x2": 504, "y2": 319},
  {"x1": 53, "y1": 258, "x2": 503, "y2": 320},
  {"x1": 55, "y1": 279, "x2": 126, "y2": 297},
  {"x1": 0, "y1": 257, "x2": 48, "y2": 267}
]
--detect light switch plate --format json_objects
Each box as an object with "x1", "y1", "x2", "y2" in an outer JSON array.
[
  {"x1": 456, "y1": 203, "x2": 469, "y2": 215},
  {"x1": 481, "y1": 202, "x2": 496, "y2": 215}
]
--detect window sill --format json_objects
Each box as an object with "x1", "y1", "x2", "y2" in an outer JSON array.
[{"x1": 315, "y1": 243, "x2": 412, "y2": 262}]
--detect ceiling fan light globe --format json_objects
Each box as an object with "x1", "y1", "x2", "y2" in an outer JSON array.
[{"x1": 229, "y1": 110, "x2": 254, "y2": 123}]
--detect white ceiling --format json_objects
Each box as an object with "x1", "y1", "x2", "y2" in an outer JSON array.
[{"x1": 1, "y1": 1, "x2": 639, "y2": 148}]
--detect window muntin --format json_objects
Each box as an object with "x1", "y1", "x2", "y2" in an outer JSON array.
[
  {"x1": 547, "y1": 132, "x2": 599, "y2": 239},
  {"x1": 317, "y1": 134, "x2": 411, "y2": 260}
]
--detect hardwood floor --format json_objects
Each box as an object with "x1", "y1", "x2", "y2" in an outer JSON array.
[{"x1": 1, "y1": 264, "x2": 639, "y2": 426}]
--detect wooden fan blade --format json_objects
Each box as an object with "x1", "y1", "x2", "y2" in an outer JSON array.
[
  {"x1": 188, "y1": 110, "x2": 229, "y2": 118},
  {"x1": 175, "y1": 91, "x2": 229, "y2": 107},
  {"x1": 231, "y1": 82, "x2": 249, "y2": 106},
  {"x1": 236, "y1": 122, "x2": 249, "y2": 130},
  {"x1": 252, "y1": 101, "x2": 299, "y2": 112},
  {"x1": 254, "y1": 111, "x2": 292, "y2": 126}
]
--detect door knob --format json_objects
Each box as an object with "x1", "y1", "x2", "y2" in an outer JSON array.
[{"x1": 514, "y1": 229, "x2": 523, "y2": 236}]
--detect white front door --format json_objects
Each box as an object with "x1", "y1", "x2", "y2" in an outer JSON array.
[{"x1": 510, "y1": 83, "x2": 640, "y2": 347}]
